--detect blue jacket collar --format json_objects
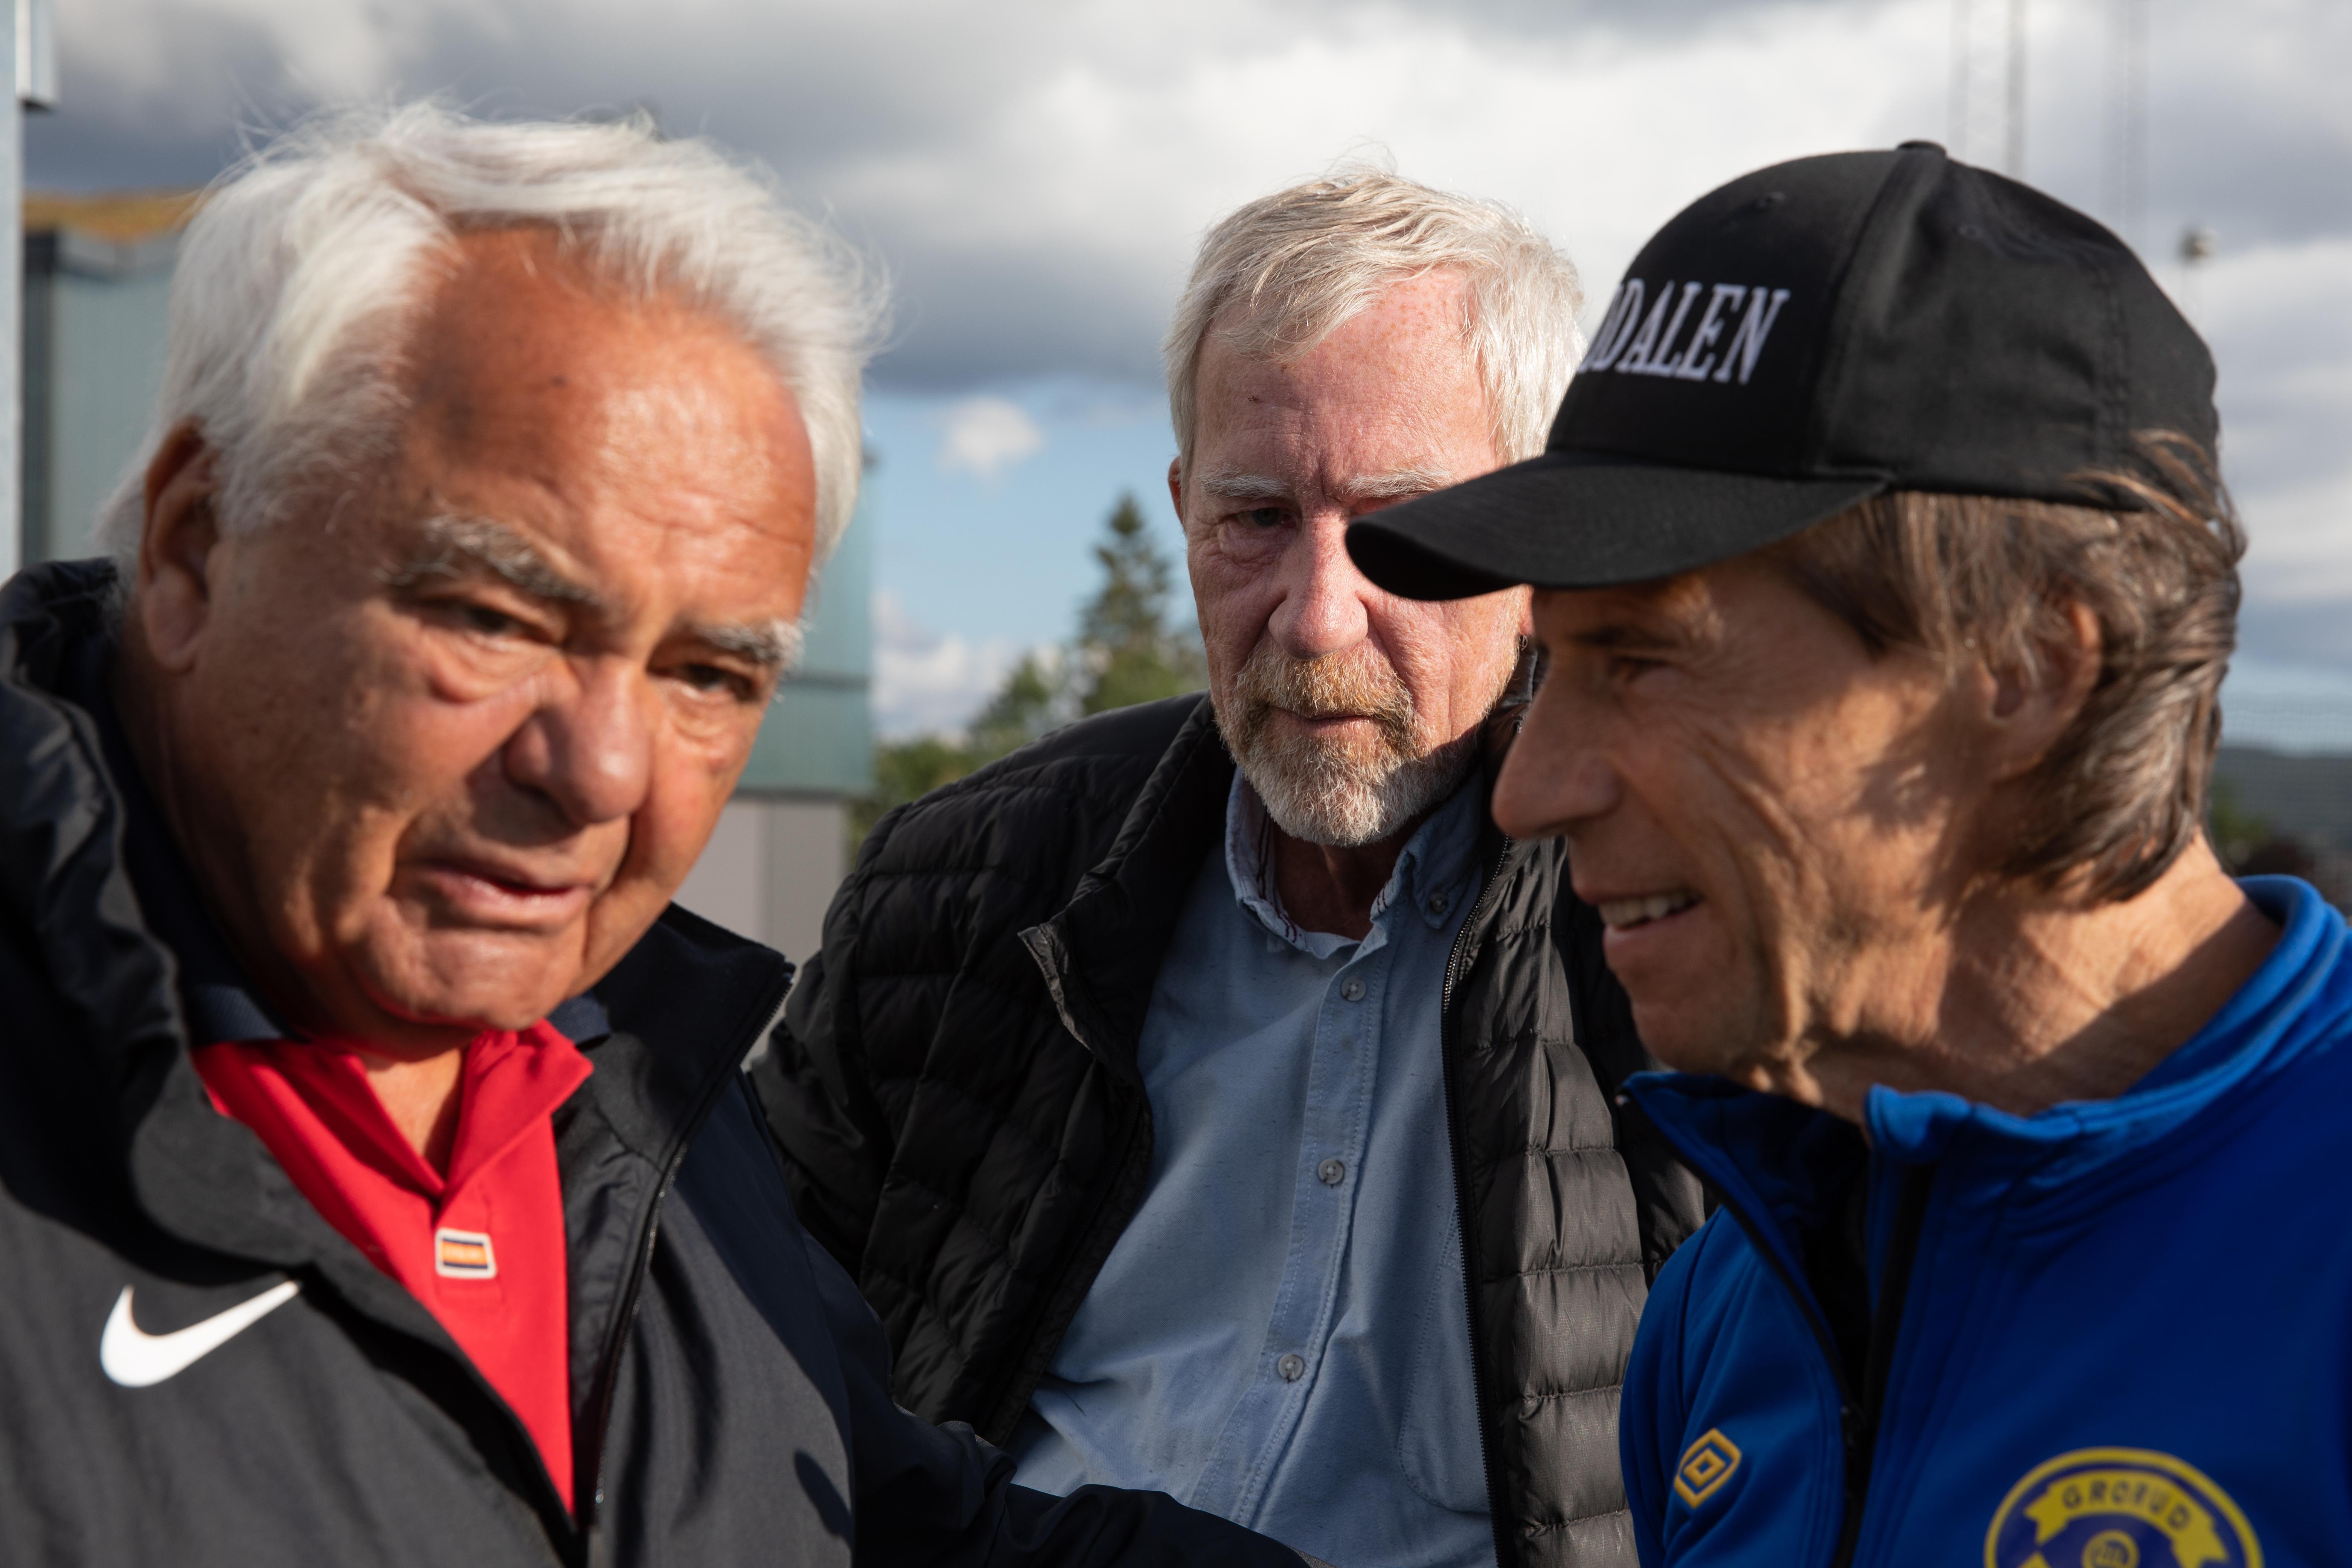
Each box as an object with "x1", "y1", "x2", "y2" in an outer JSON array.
[{"x1": 1629, "y1": 877, "x2": 2341, "y2": 1227}]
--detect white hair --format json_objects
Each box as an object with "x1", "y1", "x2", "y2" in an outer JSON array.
[
  {"x1": 99, "y1": 100, "x2": 884, "y2": 573},
  {"x1": 1165, "y1": 164, "x2": 1584, "y2": 472}
]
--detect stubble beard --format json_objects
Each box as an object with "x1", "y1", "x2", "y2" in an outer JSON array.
[{"x1": 1215, "y1": 643, "x2": 1493, "y2": 849}]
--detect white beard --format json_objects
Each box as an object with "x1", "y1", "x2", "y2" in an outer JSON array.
[
  {"x1": 1239, "y1": 723, "x2": 1479, "y2": 847},
  {"x1": 1214, "y1": 642, "x2": 1489, "y2": 849}
]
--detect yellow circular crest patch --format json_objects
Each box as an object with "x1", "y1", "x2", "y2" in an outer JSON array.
[{"x1": 1985, "y1": 1449, "x2": 2260, "y2": 1568}]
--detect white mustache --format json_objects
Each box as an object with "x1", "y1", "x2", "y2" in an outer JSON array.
[{"x1": 1231, "y1": 646, "x2": 1417, "y2": 755}]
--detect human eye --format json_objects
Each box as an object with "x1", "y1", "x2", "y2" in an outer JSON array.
[
  {"x1": 1609, "y1": 652, "x2": 1666, "y2": 681},
  {"x1": 455, "y1": 601, "x2": 530, "y2": 640},
  {"x1": 664, "y1": 652, "x2": 768, "y2": 709},
  {"x1": 1555, "y1": 633, "x2": 1668, "y2": 694},
  {"x1": 413, "y1": 589, "x2": 552, "y2": 648},
  {"x1": 395, "y1": 588, "x2": 564, "y2": 700},
  {"x1": 1241, "y1": 505, "x2": 1289, "y2": 530}
]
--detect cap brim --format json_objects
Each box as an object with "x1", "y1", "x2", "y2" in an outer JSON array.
[{"x1": 1347, "y1": 451, "x2": 1889, "y2": 601}]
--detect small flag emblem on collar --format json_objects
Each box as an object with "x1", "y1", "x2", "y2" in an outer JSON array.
[{"x1": 434, "y1": 1228, "x2": 497, "y2": 1279}]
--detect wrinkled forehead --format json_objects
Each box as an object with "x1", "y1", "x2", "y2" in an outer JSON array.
[
  {"x1": 1186, "y1": 370, "x2": 1487, "y2": 518},
  {"x1": 1190, "y1": 276, "x2": 1488, "y2": 463},
  {"x1": 1203, "y1": 264, "x2": 1476, "y2": 365},
  {"x1": 406, "y1": 230, "x2": 801, "y2": 465},
  {"x1": 1532, "y1": 570, "x2": 1719, "y2": 643},
  {"x1": 325, "y1": 230, "x2": 823, "y2": 632}
]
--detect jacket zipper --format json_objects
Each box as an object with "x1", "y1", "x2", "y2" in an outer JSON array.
[
  {"x1": 1715, "y1": 1163, "x2": 1934, "y2": 1568},
  {"x1": 573, "y1": 968, "x2": 794, "y2": 1567},
  {"x1": 576, "y1": 1172, "x2": 671, "y2": 1568},
  {"x1": 1438, "y1": 832, "x2": 1517, "y2": 1568},
  {"x1": 1829, "y1": 1167, "x2": 1933, "y2": 1568}
]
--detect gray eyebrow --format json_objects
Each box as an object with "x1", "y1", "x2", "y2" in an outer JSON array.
[
  {"x1": 695, "y1": 616, "x2": 806, "y2": 675},
  {"x1": 387, "y1": 511, "x2": 805, "y2": 678},
  {"x1": 1194, "y1": 469, "x2": 1292, "y2": 503},
  {"x1": 1345, "y1": 466, "x2": 1456, "y2": 502},
  {"x1": 1193, "y1": 466, "x2": 1457, "y2": 506},
  {"x1": 381, "y1": 514, "x2": 603, "y2": 611}
]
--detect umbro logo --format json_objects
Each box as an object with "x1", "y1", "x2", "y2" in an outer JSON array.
[
  {"x1": 1673, "y1": 1427, "x2": 1743, "y2": 1509},
  {"x1": 99, "y1": 1281, "x2": 301, "y2": 1387},
  {"x1": 1585, "y1": 279, "x2": 1793, "y2": 384}
]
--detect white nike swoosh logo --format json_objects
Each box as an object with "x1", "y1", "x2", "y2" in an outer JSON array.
[{"x1": 100, "y1": 1280, "x2": 302, "y2": 1387}]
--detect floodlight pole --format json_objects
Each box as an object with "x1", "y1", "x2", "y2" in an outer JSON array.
[
  {"x1": 2122, "y1": 0, "x2": 2147, "y2": 248},
  {"x1": 1949, "y1": 0, "x2": 1971, "y2": 160},
  {"x1": 2102, "y1": 0, "x2": 2148, "y2": 249},
  {"x1": 0, "y1": 0, "x2": 19, "y2": 581},
  {"x1": 1, "y1": 0, "x2": 53, "y2": 581},
  {"x1": 2005, "y1": 0, "x2": 2027, "y2": 177}
]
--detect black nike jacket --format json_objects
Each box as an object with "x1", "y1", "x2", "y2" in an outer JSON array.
[{"x1": 0, "y1": 559, "x2": 1310, "y2": 1568}]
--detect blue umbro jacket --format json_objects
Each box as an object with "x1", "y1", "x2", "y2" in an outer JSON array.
[{"x1": 1619, "y1": 876, "x2": 2352, "y2": 1568}]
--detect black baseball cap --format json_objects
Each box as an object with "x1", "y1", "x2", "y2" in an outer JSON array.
[{"x1": 1347, "y1": 142, "x2": 2217, "y2": 599}]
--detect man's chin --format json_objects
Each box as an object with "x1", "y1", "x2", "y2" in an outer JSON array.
[
  {"x1": 347, "y1": 928, "x2": 593, "y2": 1040},
  {"x1": 1624, "y1": 994, "x2": 1765, "y2": 1082},
  {"x1": 1256, "y1": 790, "x2": 1392, "y2": 849},
  {"x1": 1242, "y1": 741, "x2": 1473, "y2": 849}
]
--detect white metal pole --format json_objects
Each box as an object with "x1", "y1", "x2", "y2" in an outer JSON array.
[
  {"x1": 1950, "y1": 0, "x2": 1972, "y2": 161},
  {"x1": 0, "y1": 0, "x2": 45, "y2": 579},
  {"x1": 2123, "y1": 0, "x2": 2147, "y2": 250},
  {"x1": 0, "y1": 0, "x2": 22, "y2": 580},
  {"x1": 2005, "y1": 0, "x2": 2027, "y2": 178}
]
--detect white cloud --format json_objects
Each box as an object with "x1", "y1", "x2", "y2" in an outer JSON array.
[
  {"x1": 936, "y1": 396, "x2": 1046, "y2": 480},
  {"x1": 40, "y1": 0, "x2": 2349, "y2": 384},
  {"x1": 2185, "y1": 235, "x2": 2352, "y2": 630},
  {"x1": 32, "y1": 0, "x2": 2352, "y2": 665},
  {"x1": 58, "y1": 0, "x2": 2345, "y2": 378},
  {"x1": 871, "y1": 591, "x2": 1034, "y2": 738}
]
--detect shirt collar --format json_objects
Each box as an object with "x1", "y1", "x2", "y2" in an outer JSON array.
[
  {"x1": 61, "y1": 628, "x2": 610, "y2": 1049},
  {"x1": 1222, "y1": 766, "x2": 1484, "y2": 960}
]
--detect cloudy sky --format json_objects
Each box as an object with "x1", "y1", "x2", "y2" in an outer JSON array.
[{"x1": 33, "y1": 0, "x2": 2352, "y2": 738}]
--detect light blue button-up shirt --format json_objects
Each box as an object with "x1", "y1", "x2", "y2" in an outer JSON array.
[{"x1": 1008, "y1": 771, "x2": 1494, "y2": 1568}]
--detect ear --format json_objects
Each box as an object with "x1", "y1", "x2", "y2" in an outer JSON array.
[
  {"x1": 133, "y1": 422, "x2": 225, "y2": 675},
  {"x1": 1971, "y1": 600, "x2": 2102, "y2": 781},
  {"x1": 1165, "y1": 457, "x2": 1185, "y2": 527}
]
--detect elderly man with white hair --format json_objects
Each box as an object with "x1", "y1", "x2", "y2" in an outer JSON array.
[
  {"x1": 0, "y1": 103, "x2": 1320, "y2": 1568},
  {"x1": 755, "y1": 169, "x2": 1706, "y2": 1568}
]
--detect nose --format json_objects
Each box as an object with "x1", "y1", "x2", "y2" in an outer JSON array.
[
  {"x1": 1492, "y1": 676, "x2": 1620, "y2": 840},
  {"x1": 502, "y1": 658, "x2": 654, "y2": 827},
  {"x1": 1268, "y1": 511, "x2": 1373, "y2": 660}
]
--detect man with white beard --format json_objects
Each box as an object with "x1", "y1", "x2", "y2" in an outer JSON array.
[{"x1": 752, "y1": 169, "x2": 1705, "y2": 1568}]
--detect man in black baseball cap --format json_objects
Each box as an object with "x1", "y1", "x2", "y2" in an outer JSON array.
[{"x1": 1351, "y1": 143, "x2": 2352, "y2": 1566}]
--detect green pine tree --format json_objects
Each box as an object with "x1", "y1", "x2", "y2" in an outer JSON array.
[
  {"x1": 1073, "y1": 493, "x2": 1207, "y2": 716},
  {"x1": 854, "y1": 494, "x2": 1205, "y2": 853},
  {"x1": 966, "y1": 652, "x2": 1064, "y2": 757}
]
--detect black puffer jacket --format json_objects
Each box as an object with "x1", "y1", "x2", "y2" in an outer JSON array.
[
  {"x1": 753, "y1": 693, "x2": 1707, "y2": 1567},
  {"x1": 0, "y1": 562, "x2": 1309, "y2": 1568}
]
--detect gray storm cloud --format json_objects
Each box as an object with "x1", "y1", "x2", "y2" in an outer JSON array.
[{"x1": 25, "y1": 0, "x2": 2352, "y2": 661}]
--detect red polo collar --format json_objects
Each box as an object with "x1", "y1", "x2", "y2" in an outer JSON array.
[{"x1": 196, "y1": 1021, "x2": 593, "y2": 1512}]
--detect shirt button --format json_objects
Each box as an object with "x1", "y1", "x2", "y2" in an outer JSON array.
[
  {"x1": 1428, "y1": 892, "x2": 1450, "y2": 915},
  {"x1": 1278, "y1": 1353, "x2": 1306, "y2": 1382},
  {"x1": 1317, "y1": 1158, "x2": 1346, "y2": 1186},
  {"x1": 1340, "y1": 977, "x2": 1366, "y2": 1002}
]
